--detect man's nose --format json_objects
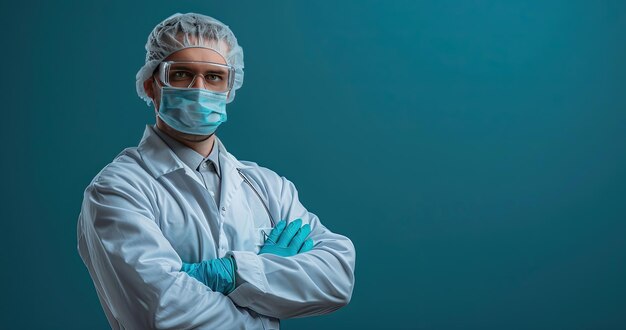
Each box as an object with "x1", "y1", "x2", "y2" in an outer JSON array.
[{"x1": 190, "y1": 74, "x2": 207, "y2": 89}]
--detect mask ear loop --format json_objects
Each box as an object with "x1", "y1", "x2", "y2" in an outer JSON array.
[
  {"x1": 152, "y1": 61, "x2": 168, "y2": 92},
  {"x1": 150, "y1": 77, "x2": 163, "y2": 114},
  {"x1": 153, "y1": 76, "x2": 163, "y2": 88}
]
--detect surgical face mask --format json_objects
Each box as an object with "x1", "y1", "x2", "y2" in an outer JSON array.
[{"x1": 157, "y1": 86, "x2": 228, "y2": 135}]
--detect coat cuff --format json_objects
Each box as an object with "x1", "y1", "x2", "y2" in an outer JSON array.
[{"x1": 226, "y1": 251, "x2": 269, "y2": 305}]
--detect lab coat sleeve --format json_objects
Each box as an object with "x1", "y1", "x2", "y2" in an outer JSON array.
[
  {"x1": 77, "y1": 176, "x2": 266, "y2": 330},
  {"x1": 227, "y1": 176, "x2": 356, "y2": 319}
]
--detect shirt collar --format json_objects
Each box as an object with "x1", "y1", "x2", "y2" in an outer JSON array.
[
  {"x1": 152, "y1": 125, "x2": 221, "y2": 177},
  {"x1": 137, "y1": 125, "x2": 250, "y2": 179}
]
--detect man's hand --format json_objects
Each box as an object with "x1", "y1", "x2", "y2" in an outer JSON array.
[
  {"x1": 180, "y1": 219, "x2": 313, "y2": 294},
  {"x1": 180, "y1": 257, "x2": 236, "y2": 294},
  {"x1": 259, "y1": 219, "x2": 314, "y2": 256}
]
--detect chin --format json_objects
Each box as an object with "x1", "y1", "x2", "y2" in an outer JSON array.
[{"x1": 178, "y1": 131, "x2": 214, "y2": 142}]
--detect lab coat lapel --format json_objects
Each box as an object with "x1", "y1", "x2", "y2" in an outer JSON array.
[
  {"x1": 215, "y1": 137, "x2": 250, "y2": 213},
  {"x1": 137, "y1": 125, "x2": 209, "y2": 188}
]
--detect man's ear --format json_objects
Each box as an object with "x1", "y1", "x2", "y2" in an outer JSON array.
[
  {"x1": 144, "y1": 78, "x2": 160, "y2": 113},
  {"x1": 144, "y1": 78, "x2": 155, "y2": 100}
]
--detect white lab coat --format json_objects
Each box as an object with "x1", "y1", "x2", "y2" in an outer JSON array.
[{"x1": 77, "y1": 126, "x2": 356, "y2": 330}]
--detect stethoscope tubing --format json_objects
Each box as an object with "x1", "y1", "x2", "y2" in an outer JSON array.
[{"x1": 237, "y1": 168, "x2": 276, "y2": 227}]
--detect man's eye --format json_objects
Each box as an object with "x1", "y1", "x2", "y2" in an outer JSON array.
[
  {"x1": 172, "y1": 71, "x2": 192, "y2": 80},
  {"x1": 205, "y1": 74, "x2": 223, "y2": 82}
]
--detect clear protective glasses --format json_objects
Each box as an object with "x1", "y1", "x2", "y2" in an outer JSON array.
[{"x1": 157, "y1": 61, "x2": 235, "y2": 92}]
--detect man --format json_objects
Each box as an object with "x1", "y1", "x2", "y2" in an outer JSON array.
[{"x1": 77, "y1": 13, "x2": 356, "y2": 329}]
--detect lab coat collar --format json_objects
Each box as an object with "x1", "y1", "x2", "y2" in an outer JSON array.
[
  {"x1": 137, "y1": 125, "x2": 252, "y2": 180},
  {"x1": 152, "y1": 124, "x2": 221, "y2": 177}
]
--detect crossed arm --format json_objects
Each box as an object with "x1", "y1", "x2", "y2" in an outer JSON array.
[
  {"x1": 77, "y1": 176, "x2": 355, "y2": 328},
  {"x1": 181, "y1": 218, "x2": 315, "y2": 295}
]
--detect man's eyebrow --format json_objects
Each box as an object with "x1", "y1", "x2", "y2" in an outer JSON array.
[
  {"x1": 171, "y1": 65, "x2": 228, "y2": 74},
  {"x1": 171, "y1": 65, "x2": 194, "y2": 71},
  {"x1": 204, "y1": 68, "x2": 228, "y2": 75}
]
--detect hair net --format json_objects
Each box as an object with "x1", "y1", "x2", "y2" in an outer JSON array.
[{"x1": 136, "y1": 13, "x2": 244, "y2": 105}]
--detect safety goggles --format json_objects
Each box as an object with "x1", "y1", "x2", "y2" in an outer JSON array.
[{"x1": 157, "y1": 61, "x2": 235, "y2": 92}]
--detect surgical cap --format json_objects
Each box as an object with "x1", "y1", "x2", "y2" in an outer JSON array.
[{"x1": 136, "y1": 13, "x2": 244, "y2": 105}]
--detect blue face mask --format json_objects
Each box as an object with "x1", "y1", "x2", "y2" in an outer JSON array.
[{"x1": 157, "y1": 87, "x2": 228, "y2": 135}]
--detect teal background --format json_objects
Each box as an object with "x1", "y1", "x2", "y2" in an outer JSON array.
[{"x1": 2, "y1": 1, "x2": 625, "y2": 329}]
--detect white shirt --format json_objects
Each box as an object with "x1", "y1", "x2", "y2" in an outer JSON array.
[{"x1": 77, "y1": 125, "x2": 356, "y2": 330}]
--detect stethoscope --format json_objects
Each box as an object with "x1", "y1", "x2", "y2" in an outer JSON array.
[{"x1": 237, "y1": 168, "x2": 277, "y2": 227}]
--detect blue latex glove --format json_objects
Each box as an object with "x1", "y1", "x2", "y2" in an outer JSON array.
[
  {"x1": 180, "y1": 256, "x2": 237, "y2": 294},
  {"x1": 259, "y1": 218, "x2": 314, "y2": 257}
]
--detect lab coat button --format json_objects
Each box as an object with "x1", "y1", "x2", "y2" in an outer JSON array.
[{"x1": 221, "y1": 207, "x2": 226, "y2": 212}]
